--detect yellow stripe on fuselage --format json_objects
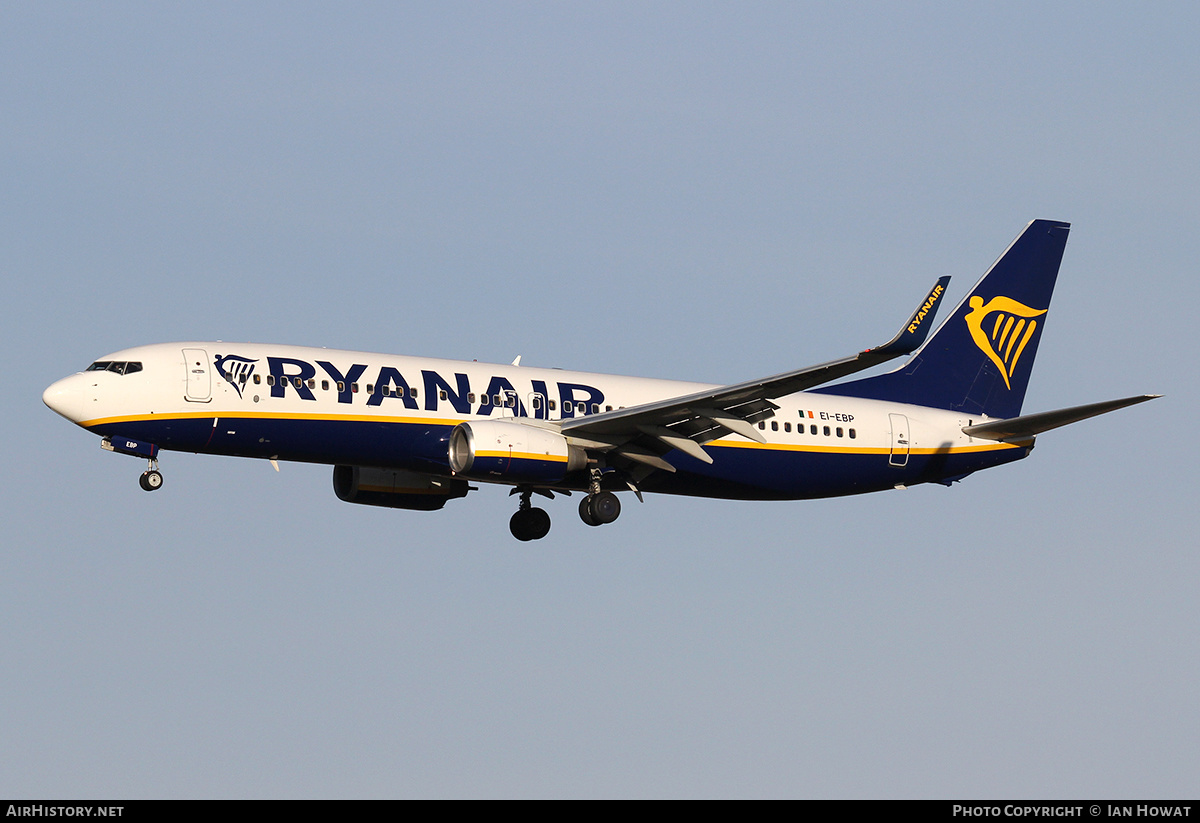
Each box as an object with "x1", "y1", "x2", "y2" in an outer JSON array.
[
  {"x1": 81, "y1": 412, "x2": 1024, "y2": 457},
  {"x1": 704, "y1": 437, "x2": 1024, "y2": 455},
  {"x1": 80, "y1": 410, "x2": 464, "y2": 429}
]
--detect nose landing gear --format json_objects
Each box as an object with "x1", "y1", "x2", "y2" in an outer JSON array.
[
  {"x1": 101, "y1": 437, "x2": 164, "y2": 492},
  {"x1": 139, "y1": 460, "x2": 163, "y2": 492}
]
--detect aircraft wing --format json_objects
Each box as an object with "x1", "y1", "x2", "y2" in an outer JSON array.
[
  {"x1": 560, "y1": 276, "x2": 951, "y2": 472},
  {"x1": 962, "y1": 394, "x2": 1161, "y2": 442}
]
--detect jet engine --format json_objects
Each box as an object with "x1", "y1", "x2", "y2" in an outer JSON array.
[
  {"x1": 448, "y1": 420, "x2": 587, "y2": 484},
  {"x1": 333, "y1": 465, "x2": 469, "y2": 511}
]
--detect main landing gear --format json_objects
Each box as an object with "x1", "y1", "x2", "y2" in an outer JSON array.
[
  {"x1": 508, "y1": 470, "x2": 626, "y2": 541},
  {"x1": 509, "y1": 488, "x2": 551, "y2": 542},
  {"x1": 579, "y1": 467, "x2": 621, "y2": 527},
  {"x1": 578, "y1": 491, "x2": 620, "y2": 527}
]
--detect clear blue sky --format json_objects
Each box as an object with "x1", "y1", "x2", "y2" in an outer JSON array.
[{"x1": 3, "y1": 2, "x2": 1195, "y2": 797}]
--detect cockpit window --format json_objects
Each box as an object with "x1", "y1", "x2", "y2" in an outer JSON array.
[{"x1": 86, "y1": 361, "x2": 142, "y2": 375}]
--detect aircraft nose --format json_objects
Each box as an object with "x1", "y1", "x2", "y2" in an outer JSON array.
[{"x1": 43, "y1": 374, "x2": 85, "y2": 422}]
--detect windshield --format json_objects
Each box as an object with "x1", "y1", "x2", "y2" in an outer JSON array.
[{"x1": 86, "y1": 361, "x2": 142, "y2": 375}]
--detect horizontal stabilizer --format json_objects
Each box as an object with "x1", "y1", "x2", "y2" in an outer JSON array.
[{"x1": 962, "y1": 394, "x2": 1160, "y2": 442}]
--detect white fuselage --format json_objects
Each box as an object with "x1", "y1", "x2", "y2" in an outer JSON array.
[{"x1": 44, "y1": 341, "x2": 1026, "y2": 501}]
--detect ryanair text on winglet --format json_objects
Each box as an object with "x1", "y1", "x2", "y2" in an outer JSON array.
[{"x1": 907, "y1": 283, "x2": 945, "y2": 333}]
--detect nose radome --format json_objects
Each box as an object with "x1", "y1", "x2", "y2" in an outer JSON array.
[{"x1": 43, "y1": 374, "x2": 85, "y2": 422}]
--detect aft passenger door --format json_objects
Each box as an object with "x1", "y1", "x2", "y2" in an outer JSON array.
[
  {"x1": 888, "y1": 413, "x2": 909, "y2": 467},
  {"x1": 183, "y1": 348, "x2": 212, "y2": 402}
]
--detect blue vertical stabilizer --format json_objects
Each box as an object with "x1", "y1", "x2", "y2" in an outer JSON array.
[{"x1": 813, "y1": 219, "x2": 1070, "y2": 419}]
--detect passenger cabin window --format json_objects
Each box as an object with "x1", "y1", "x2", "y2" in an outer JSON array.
[
  {"x1": 254, "y1": 374, "x2": 261, "y2": 384},
  {"x1": 784, "y1": 422, "x2": 791, "y2": 432},
  {"x1": 771, "y1": 421, "x2": 779, "y2": 431}
]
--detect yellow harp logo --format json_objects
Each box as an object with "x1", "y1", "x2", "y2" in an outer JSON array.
[{"x1": 964, "y1": 296, "x2": 1047, "y2": 389}]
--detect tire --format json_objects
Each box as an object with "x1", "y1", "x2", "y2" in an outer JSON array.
[
  {"x1": 510, "y1": 507, "x2": 551, "y2": 541},
  {"x1": 527, "y1": 507, "x2": 551, "y2": 540},
  {"x1": 579, "y1": 495, "x2": 600, "y2": 527},
  {"x1": 590, "y1": 491, "x2": 620, "y2": 524},
  {"x1": 510, "y1": 510, "x2": 534, "y2": 541}
]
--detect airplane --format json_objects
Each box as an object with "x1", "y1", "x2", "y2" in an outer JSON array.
[{"x1": 43, "y1": 219, "x2": 1157, "y2": 540}]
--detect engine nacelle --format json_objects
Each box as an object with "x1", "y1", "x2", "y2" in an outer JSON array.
[
  {"x1": 448, "y1": 420, "x2": 587, "y2": 484},
  {"x1": 333, "y1": 465, "x2": 469, "y2": 511}
]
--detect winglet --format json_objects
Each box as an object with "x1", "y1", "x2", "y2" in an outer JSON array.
[{"x1": 865, "y1": 275, "x2": 952, "y2": 357}]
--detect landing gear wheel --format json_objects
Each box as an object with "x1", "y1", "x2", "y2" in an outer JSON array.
[
  {"x1": 579, "y1": 495, "x2": 600, "y2": 527},
  {"x1": 510, "y1": 506, "x2": 551, "y2": 541},
  {"x1": 526, "y1": 507, "x2": 550, "y2": 540},
  {"x1": 139, "y1": 470, "x2": 163, "y2": 492},
  {"x1": 590, "y1": 491, "x2": 620, "y2": 524},
  {"x1": 579, "y1": 491, "x2": 620, "y2": 526}
]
